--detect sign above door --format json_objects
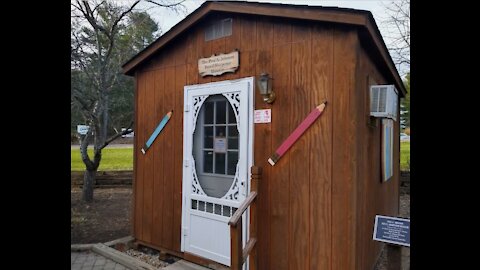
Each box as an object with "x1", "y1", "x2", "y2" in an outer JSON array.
[{"x1": 198, "y1": 51, "x2": 239, "y2": 77}]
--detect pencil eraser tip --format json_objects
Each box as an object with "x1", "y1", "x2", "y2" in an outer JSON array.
[{"x1": 268, "y1": 158, "x2": 275, "y2": 166}]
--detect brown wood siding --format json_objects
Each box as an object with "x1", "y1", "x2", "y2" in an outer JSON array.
[
  {"x1": 152, "y1": 69, "x2": 165, "y2": 246},
  {"x1": 135, "y1": 71, "x2": 146, "y2": 240},
  {"x1": 142, "y1": 71, "x2": 155, "y2": 243},
  {"x1": 331, "y1": 27, "x2": 358, "y2": 270},
  {"x1": 254, "y1": 17, "x2": 273, "y2": 270},
  {"x1": 162, "y1": 66, "x2": 176, "y2": 250},
  {"x1": 269, "y1": 19, "x2": 292, "y2": 270},
  {"x1": 133, "y1": 13, "x2": 399, "y2": 270},
  {"x1": 353, "y1": 36, "x2": 401, "y2": 270},
  {"x1": 309, "y1": 24, "x2": 334, "y2": 270},
  {"x1": 288, "y1": 21, "x2": 311, "y2": 270}
]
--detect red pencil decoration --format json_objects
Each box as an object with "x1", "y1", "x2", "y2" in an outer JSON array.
[{"x1": 268, "y1": 101, "x2": 327, "y2": 166}]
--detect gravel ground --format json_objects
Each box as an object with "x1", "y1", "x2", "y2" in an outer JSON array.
[
  {"x1": 123, "y1": 248, "x2": 171, "y2": 268},
  {"x1": 113, "y1": 245, "x2": 179, "y2": 269}
]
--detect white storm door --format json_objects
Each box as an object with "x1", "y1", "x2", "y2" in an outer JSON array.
[{"x1": 181, "y1": 77, "x2": 253, "y2": 266}]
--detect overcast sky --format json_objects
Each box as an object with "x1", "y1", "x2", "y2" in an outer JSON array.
[{"x1": 138, "y1": 0, "x2": 408, "y2": 76}]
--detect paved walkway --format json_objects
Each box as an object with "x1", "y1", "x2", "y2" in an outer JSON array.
[{"x1": 71, "y1": 251, "x2": 128, "y2": 270}]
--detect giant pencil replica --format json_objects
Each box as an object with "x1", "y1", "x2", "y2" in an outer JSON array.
[
  {"x1": 141, "y1": 110, "x2": 173, "y2": 154},
  {"x1": 268, "y1": 101, "x2": 327, "y2": 166}
]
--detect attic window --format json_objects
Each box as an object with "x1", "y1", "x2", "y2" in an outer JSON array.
[{"x1": 205, "y1": 18, "x2": 232, "y2": 41}]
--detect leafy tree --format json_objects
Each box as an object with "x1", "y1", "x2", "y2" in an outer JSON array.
[{"x1": 71, "y1": 0, "x2": 185, "y2": 202}]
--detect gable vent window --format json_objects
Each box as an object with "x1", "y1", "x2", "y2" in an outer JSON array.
[{"x1": 205, "y1": 18, "x2": 232, "y2": 41}]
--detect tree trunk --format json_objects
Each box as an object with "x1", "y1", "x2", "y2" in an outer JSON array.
[{"x1": 82, "y1": 169, "x2": 97, "y2": 202}]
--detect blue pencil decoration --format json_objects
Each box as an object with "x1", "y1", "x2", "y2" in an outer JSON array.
[{"x1": 141, "y1": 110, "x2": 173, "y2": 154}]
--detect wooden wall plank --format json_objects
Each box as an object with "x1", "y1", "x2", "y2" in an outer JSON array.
[
  {"x1": 354, "y1": 48, "x2": 367, "y2": 270},
  {"x1": 162, "y1": 67, "x2": 176, "y2": 250},
  {"x1": 210, "y1": 36, "x2": 226, "y2": 83},
  {"x1": 239, "y1": 18, "x2": 256, "y2": 78},
  {"x1": 135, "y1": 72, "x2": 146, "y2": 240},
  {"x1": 132, "y1": 72, "x2": 139, "y2": 237},
  {"x1": 164, "y1": 45, "x2": 176, "y2": 68},
  {"x1": 211, "y1": 36, "x2": 226, "y2": 57},
  {"x1": 309, "y1": 25, "x2": 334, "y2": 270},
  {"x1": 173, "y1": 65, "x2": 186, "y2": 252},
  {"x1": 142, "y1": 71, "x2": 156, "y2": 243},
  {"x1": 239, "y1": 51, "x2": 255, "y2": 79},
  {"x1": 175, "y1": 36, "x2": 187, "y2": 66},
  {"x1": 273, "y1": 20, "x2": 291, "y2": 47},
  {"x1": 152, "y1": 69, "x2": 165, "y2": 246},
  {"x1": 197, "y1": 22, "x2": 212, "y2": 84},
  {"x1": 253, "y1": 17, "x2": 273, "y2": 270},
  {"x1": 224, "y1": 15, "x2": 241, "y2": 81},
  {"x1": 288, "y1": 23, "x2": 311, "y2": 270},
  {"x1": 331, "y1": 28, "x2": 357, "y2": 270},
  {"x1": 269, "y1": 20, "x2": 292, "y2": 270},
  {"x1": 241, "y1": 17, "x2": 256, "y2": 52},
  {"x1": 364, "y1": 54, "x2": 390, "y2": 270},
  {"x1": 186, "y1": 29, "x2": 197, "y2": 65},
  {"x1": 186, "y1": 63, "x2": 198, "y2": 86}
]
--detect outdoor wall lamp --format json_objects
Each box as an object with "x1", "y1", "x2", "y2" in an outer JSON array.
[{"x1": 257, "y1": 72, "x2": 275, "y2": 104}]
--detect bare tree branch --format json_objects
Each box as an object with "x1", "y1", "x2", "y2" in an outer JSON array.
[
  {"x1": 146, "y1": 0, "x2": 186, "y2": 8},
  {"x1": 79, "y1": 0, "x2": 112, "y2": 40},
  {"x1": 105, "y1": 1, "x2": 141, "y2": 61},
  {"x1": 71, "y1": 0, "x2": 186, "y2": 201},
  {"x1": 99, "y1": 121, "x2": 134, "y2": 150},
  {"x1": 382, "y1": 0, "x2": 410, "y2": 76}
]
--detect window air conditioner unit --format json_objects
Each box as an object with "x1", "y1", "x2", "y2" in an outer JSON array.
[{"x1": 370, "y1": 84, "x2": 398, "y2": 121}]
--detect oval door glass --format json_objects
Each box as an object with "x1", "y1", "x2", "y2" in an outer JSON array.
[{"x1": 192, "y1": 95, "x2": 239, "y2": 198}]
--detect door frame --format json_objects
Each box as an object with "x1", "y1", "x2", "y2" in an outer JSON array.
[{"x1": 180, "y1": 77, "x2": 255, "y2": 265}]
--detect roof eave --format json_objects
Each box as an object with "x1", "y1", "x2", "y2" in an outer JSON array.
[{"x1": 122, "y1": 1, "x2": 406, "y2": 97}]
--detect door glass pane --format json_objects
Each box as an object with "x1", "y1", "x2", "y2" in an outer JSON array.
[
  {"x1": 204, "y1": 102, "x2": 214, "y2": 124},
  {"x1": 228, "y1": 126, "x2": 238, "y2": 149},
  {"x1": 198, "y1": 201, "x2": 205, "y2": 211},
  {"x1": 215, "y1": 153, "x2": 226, "y2": 174},
  {"x1": 192, "y1": 94, "x2": 238, "y2": 198},
  {"x1": 227, "y1": 151, "x2": 238, "y2": 175},
  {"x1": 228, "y1": 103, "x2": 236, "y2": 124},
  {"x1": 216, "y1": 101, "x2": 226, "y2": 124},
  {"x1": 214, "y1": 204, "x2": 222, "y2": 215},
  {"x1": 206, "y1": 202, "x2": 214, "y2": 213},
  {"x1": 204, "y1": 127, "x2": 213, "y2": 148},
  {"x1": 203, "y1": 151, "x2": 213, "y2": 173},
  {"x1": 222, "y1": 206, "x2": 231, "y2": 217},
  {"x1": 215, "y1": 126, "x2": 226, "y2": 137}
]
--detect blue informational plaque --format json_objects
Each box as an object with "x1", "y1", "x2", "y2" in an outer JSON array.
[{"x1": 373, "y1": 215, "x2": 410, "y2": 247}]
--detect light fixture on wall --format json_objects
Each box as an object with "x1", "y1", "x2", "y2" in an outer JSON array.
[{"x1": 257, "y1": 72, "x2": 275, "y2": 104}]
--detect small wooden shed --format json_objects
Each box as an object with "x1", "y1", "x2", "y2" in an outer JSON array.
[{"x1": 122, "y1": 1, "x2": 406, "y2": 270}]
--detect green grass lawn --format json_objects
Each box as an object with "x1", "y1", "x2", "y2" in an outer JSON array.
[
  {"x1": 71, "y1": 143, "x2": 411, "y2": 171},
  {"x1": 400, "y1": 141, "x2": 410, "y2": 171},
  {"x1": 71, "y1": 147, "x2": 133, "y2": 171}
]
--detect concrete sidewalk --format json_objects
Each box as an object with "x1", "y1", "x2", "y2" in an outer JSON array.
[{"x1": 71, "y1": 251, "x2": 128, "y2": 270}]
